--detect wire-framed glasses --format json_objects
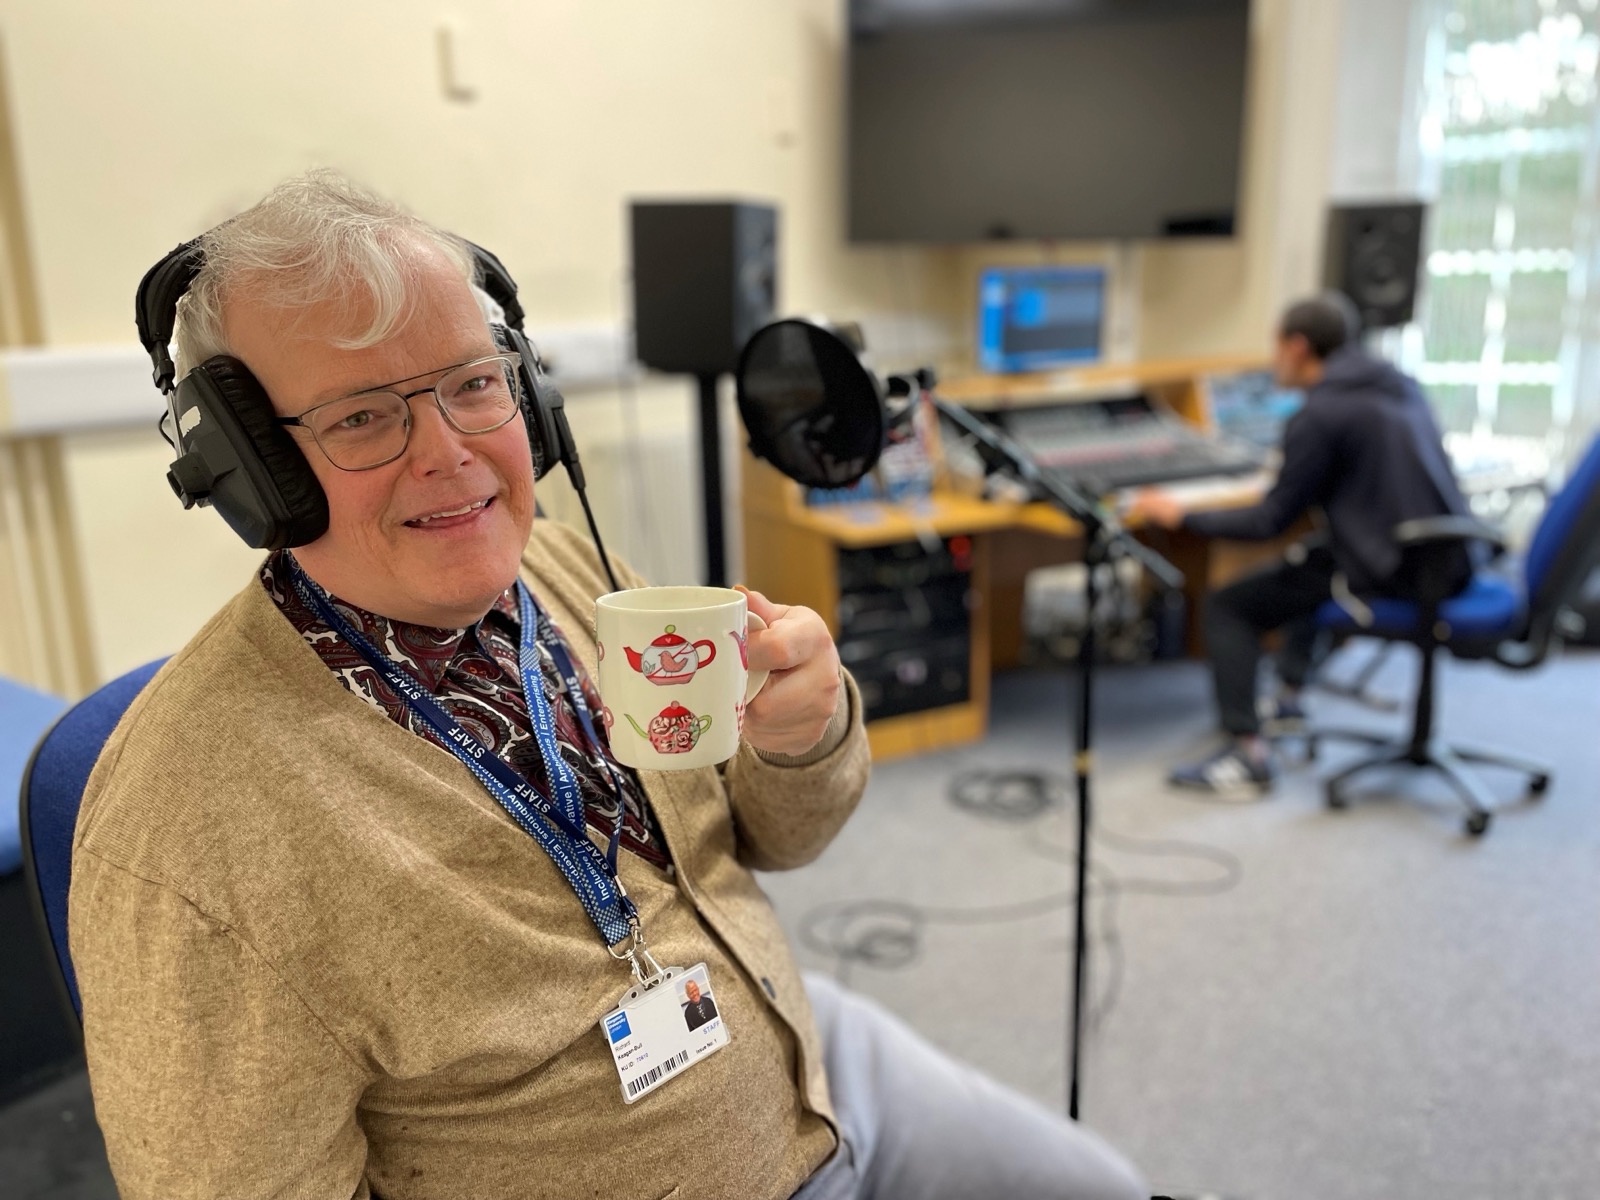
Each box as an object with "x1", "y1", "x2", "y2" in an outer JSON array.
[{"x1": 276, "y1": 351, "x2": 524, "y2": 471}]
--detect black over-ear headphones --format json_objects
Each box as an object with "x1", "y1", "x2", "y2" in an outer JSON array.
[{"x1": 134, "y1": 235, "x2": 583, "y2": 555}]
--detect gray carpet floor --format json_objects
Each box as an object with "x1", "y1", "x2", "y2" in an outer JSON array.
[
  {"x1": 4, "y1": 646, "x2": 1596, "y2": 1199},
  {"x1": 760, "y1": 647, "x2": 1600, "y2": 1200},
  {"x1": 0, "y1": 1069, "x2": 111, "y2": 1199}
]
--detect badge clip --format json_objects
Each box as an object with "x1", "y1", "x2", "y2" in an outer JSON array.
[{"x1": 609, "y1": 921, "x2": 668, "y2": 989}]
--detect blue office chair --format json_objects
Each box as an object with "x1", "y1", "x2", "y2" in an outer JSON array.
[
  {"x1": 1309, "y1": 434, "x2": 1600, "y2": 837},
  {"x1": 1, "y1": 678, "x2": 72, "y2": 1098},
  {"x1": 19, "y1": 658, "x2": 167, "y2": 1021}
]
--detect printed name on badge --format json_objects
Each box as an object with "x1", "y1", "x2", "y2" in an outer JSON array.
[{"x1": 600, "y1": 962, "x2": 730, "y2": 1103}]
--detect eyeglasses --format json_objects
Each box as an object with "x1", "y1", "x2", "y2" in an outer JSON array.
[{"x1": 276, "y1": 352, "x2": 524, "y2": 472}]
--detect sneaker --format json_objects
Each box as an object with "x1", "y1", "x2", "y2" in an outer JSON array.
[
  {"x1": 1258, "y1": 693, "x2": 1308, "y2": 736},
  {"x1": 1169, "y1": 743, "x2": 1276, "y2": 797}
]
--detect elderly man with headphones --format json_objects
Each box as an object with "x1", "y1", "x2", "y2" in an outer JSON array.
[{"x1": 71, "y1": 171, "x2": 1145, "y2": 1200}]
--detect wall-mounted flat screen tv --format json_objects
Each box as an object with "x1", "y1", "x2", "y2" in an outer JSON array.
[{"x1": 848, "y1": 0, "x2": 1252, "y2": 243}]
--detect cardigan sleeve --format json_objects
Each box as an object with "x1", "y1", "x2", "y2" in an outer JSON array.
[
  {"x1": 720, "y1": 669, "x2": 871, "y2": 872},
  {"x1": 1182, "y1": 407, "x2": 1337, "y2": 541},
  {"x1": 71, "y1": 849, "x2": 375, "y2": 1200}
]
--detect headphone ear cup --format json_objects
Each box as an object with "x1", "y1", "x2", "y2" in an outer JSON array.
[
  {"x1": 179, "y1": 357, "x2": 330, "y2": 549},
  {"x1": 492, "y1": 324, "x2": 557, "y2": 480},
  {"x1": 524, "y1": 364, "x2": 562, "y2": 484}
]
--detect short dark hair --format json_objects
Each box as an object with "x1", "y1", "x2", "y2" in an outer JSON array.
[{"x1": 1279, "y1": 293, "x2": 1360, "y2": 359}]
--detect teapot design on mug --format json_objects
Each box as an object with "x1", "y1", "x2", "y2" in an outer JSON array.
[
  {"x1": 625, "y1": 702, "x2": 713, "y2": 755},
  {"x1": 729, "y1": 626, "x2": 750, "y2": 670},
  {"x1": 624, "y1": 625, "x2": 717, "y2": 686}
]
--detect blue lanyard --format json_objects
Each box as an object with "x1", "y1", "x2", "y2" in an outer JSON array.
[
  {"x1": 286, "y1": 559, "x2": 639, "y2": 950},
  {"x1": 514, "y1": 583, "x2": 632, "y2": 837}
]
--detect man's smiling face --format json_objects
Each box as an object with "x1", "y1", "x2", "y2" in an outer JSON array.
[{"x1": 226, "y1": 241, "x2": 536, "y2": 628}]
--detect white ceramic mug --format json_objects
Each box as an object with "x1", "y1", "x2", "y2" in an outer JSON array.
[{"x1": 594, "y1": 586, "x2": 770, "y2": 771}]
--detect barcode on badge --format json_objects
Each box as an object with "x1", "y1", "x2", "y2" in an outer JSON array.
[{"x1": 626, "y1": 1050, "x2": 691, "y2": 1099}]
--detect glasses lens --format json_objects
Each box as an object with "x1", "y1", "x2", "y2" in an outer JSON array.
[
  {"x1": 438, "y1": 357, "x2": 520, "y2": 433},
  {"x1": 305, "y1": 392, "x2": 411, "y2": 470}
]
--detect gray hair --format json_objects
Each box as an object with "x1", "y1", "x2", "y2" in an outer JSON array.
[{"x1": 173, "y1": 169, "x2": 478, "y2": 375}]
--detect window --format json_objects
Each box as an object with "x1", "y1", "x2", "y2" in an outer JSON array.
[{"x1": 1413, "y1": 0, "x2": 1600, "y2": 484}]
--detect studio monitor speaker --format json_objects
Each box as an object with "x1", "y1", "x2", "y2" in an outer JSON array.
[
  {"x1": 1323, "y1": 201, "x2": 1427, "y2": 331},
  {"x1": 630, "y1": 201, "x2": 778, "y2": 376}
]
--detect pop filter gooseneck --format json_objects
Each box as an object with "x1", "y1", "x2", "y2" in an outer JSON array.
[{"x1": 733, "y1": 317, "x2": 1184, "y2": 1125}]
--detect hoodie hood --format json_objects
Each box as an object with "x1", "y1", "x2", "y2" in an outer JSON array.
[{"x1": 1315, "y1": 346, "x2": 1411, "y2": 403}]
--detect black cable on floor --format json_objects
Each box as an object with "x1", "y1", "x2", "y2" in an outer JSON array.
[{"x1": 797, "y1": 767, "x2": 1244, "y2": 1031}]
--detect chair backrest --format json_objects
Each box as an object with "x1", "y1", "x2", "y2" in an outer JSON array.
[
  {"x1": 19, "y1": 659, "x2": 167, "y2": 1021},
  {"x1": 1523, "y1": 433, "x2": 1600, "y2": 643},
  {"x1": 1, "y1": 679, "x2": 68, "y2": 877}
]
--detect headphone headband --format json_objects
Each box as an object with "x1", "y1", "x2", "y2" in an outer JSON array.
[
  {"x1": 463, "y1": 239, "x2": 526, "y2": 332},
  {"x1": 135, "y1": 238, "x2": 205, "y2": 394},
  {"x1": 136, "y1": 235, "x2": 523, "y2": 390}
]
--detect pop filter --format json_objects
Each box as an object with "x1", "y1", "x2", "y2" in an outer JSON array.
[{"x1": 734, "y1": 319, "x2": 888, "y2": 488}]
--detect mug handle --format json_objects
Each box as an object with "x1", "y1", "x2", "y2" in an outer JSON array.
[{"x1": 744, "y1": 612, "x2": 770, "y2": 703}]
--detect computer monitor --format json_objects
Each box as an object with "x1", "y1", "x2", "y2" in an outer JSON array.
[
  {"x1": 1206, "y1": 368, "x2": 1304, "y2": 450},
  {"x1": 977, "y1": 266, "x2": 1105, "y2": 374}
]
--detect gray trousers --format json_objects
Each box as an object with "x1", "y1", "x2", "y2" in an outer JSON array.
[{"x1": 793, "y1": 974, "x2": 1147, "y2": 1200}]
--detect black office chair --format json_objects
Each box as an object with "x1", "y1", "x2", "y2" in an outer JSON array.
[
  {"x1": 1307, "y1": 434, "x2": 1600, "y2": 836},
  {"x1": 19, "y1": 659, "x2": 167, "y2": 1023}
]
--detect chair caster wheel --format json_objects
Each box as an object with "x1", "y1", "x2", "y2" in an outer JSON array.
[
  {"x1": 1465, "y1": 811, "x2": 1491, "y2": 837},
  {"x1": 1324, "y1": 786, "x2": 1347, "y2": 810},
  {"x1": 1530, "y1": 774, "x2": 1551, "y2": 796}
]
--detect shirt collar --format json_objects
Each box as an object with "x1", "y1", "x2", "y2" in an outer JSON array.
[{"x1": 261, "y1": 550, "x2": 521, "y2": 693}]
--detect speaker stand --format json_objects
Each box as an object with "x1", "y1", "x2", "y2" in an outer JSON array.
[{"x1": 695, "y1": 372, "x2": 728, "y2": 588}]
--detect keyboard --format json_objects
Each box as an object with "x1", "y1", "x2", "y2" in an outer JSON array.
[
  {"x1": 1033, "y1": 435, "x2": 1263, "y2": 493},
  {"x1": 1110, "y1": 468, "x2": 1277, "y2": 516},
  {"x1": 988, "y1": 391, "x2": 1266, "y2": 495}
]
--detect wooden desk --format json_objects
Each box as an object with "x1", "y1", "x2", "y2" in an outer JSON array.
[{"x1": 740, "y1": 356, "x2": 1286, "y2": 760}]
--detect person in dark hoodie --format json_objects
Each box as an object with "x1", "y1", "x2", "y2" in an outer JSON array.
[{"x1": 1132, "y1": 292, "x2": 1472, "y2": 795}]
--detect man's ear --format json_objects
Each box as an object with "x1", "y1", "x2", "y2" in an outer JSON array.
[{"x1": 1283, "y1": 334, "x2": 1317, "y2": 382}]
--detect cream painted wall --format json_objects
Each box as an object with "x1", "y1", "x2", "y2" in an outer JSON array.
[
  {"x1": 3, "y1": 0, "x2": 959, "y2": 344},
  {"x1": 1, "y1": 0, "x2": 1348, "y2": 683}
]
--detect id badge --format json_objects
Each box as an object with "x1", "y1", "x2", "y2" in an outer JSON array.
[{"x1": 599, "y1": 962, "x2": 730, "y2": 1104}]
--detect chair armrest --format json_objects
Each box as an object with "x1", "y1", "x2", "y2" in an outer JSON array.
[
  {"x1": 1393, "y1": 515, "x2": 1507, "y2": 553},
  {"x1": 1388, "y1": 516, "x2": 1502, "y2": 610}
]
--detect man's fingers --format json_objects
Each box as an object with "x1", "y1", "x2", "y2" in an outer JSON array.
[
  {"x1": 735, "y1": 585, "x2": 789, "y2": 626},
  {"x1": 747, "y1": 621, "x2": 809, "y2": 673},
  {"x1": 744, "y1": 661, "x2": 841, "y2": 753}
]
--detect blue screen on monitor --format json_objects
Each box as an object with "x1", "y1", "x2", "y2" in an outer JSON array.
[
  {"x1": 977, "y1": 267, "x2": 1106, "y2": 374},
  {"x1": 1208, "y1": 369, "x2": 1305, "y2": 449}
]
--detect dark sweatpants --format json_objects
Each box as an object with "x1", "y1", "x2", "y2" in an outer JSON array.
[{"x1": 1206, "y1": 545, "x2": 1337, "y2": 736}]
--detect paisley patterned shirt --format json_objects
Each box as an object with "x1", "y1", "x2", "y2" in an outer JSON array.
[{"x1": 260, "y1": 551, "x2": 669, "y2": 869}]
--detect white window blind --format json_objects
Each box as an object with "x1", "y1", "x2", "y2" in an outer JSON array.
[{"x1": 1414, "y1": 0, "x2": 1600, "y2": 483}]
